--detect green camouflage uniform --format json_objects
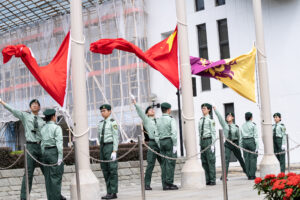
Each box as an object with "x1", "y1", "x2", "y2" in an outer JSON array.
[
  {"x1": 4, "y1": 104, "x2": 45, "y2": 199},
  {"x1": 198, "y1": 115, "x2": 216, "y2": 184},
  {"x1": 240, "y1": 121, "x2": 258, "y2": 178},
  {"x1": 214, "y1": 109, "x2": 246, "y2": 176},
  {"x1": 41, "y1": 121, "x2": 64, "y2": 200},
  {"x1": 134, "y1": 104, "x2": 161, "y2": 187},
  {"x1": 98, "y1": 115, "x2": 119, "y2": 194},
  {"x1": 156, "y1": 113, "x2": 177, "y2": 188},
  {"x1": 273, "y1": 122, "x2": 286, "y2": 172}
]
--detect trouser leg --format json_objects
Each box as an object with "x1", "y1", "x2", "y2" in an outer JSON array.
[{"x1": 144, "y1": 141, "x2": 158, "y2": 186}]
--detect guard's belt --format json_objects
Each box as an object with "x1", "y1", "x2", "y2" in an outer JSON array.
[
  {"x1": 159, "y1": 137, "x2": 171, "y2": 140},
  {"x1": 26, "y1": 141, "x2": 39, "y2": 144},
  {"x1": 45, "y1": 146, "x2": 56, "y2": 150},
  {"x1": 202, "y1": 137, "x2": 212, "y2": 140},
  {"x1": 149, "y1": 139, "x2": 155, "y2": 142}
]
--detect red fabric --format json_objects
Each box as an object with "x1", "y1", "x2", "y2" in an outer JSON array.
[
  {"x1": 2, "y1": 32, "x2": 70, "y2": 107},
  {"x1": 90, "y1": 28, "x2": 179, "y2": 88}
]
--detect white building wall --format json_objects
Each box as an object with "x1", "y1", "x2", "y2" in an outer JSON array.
[{"x1": 145, "y1": 0, "x2": 300, "y2": 165}]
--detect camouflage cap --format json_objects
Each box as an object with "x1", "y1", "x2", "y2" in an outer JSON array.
[
  {"x1": 43, "y1": 109, "x2": 56, "y2": 116},
  {"x1": 161, "y1": 102, "x2": 171, "y2": 109},
  {"x1": 99, "y1": 104, "x2": 111, "y2": 110},
  {"x1": 273, "y1": 112, "x2": 281, "y2": 118}
]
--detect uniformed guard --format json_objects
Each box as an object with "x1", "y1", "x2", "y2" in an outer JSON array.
[
  {"x1": 98, "y1": 104, "x2": 119, "y2": 199},
  {"x1": 0, "y1": 98, "x2": 45, "y2": 200},
  {"x1": 213, "y1": 107, "x2": 247, "y2": 180},
  {"x1": 41, "y1": 109, "x2": 65, "y2": 200},
  {"x1": 132, "y1": 99, "x2": 161, "y2": 190},
  {"x1": 198, "y1": 103, "x2": 216, "y2": 185},
  {"x1": 240, "y1": 112, "x2": 258, "y2": 180},
  {"x1": 156, "y1": 102, "x2": 178, "y2": 190},
  {"x1": 273, "y1": 112, "x2": 286, "y2": 172}
]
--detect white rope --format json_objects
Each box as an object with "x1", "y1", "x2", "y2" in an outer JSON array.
[
  {"x1": 25, "y1": 147, "x2": 74, "y2": 167},
  {"x1": 82, "y1": 143, "x2": 138, "y2": 163},
  {"x1": 143, "y1": 138, "x2": 219, "y2": 161},
  {"x1": 70, "y1": 36, "x2": 85, "y2": 45},
  {"x1": 181, "y1": 113, "x2": 195, "y2": 121},
  {"x1": 0, "y1": 153, "x2": 23, "y2": 170},
  {"x1": 177, "y1": 19, "x2": 187, "y2": 26}
]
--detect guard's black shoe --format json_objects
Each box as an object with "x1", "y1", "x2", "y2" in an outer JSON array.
[
  {"x1": 208, "y1": 182, "x2": 216, "y2": 186},
  {"x1": 101, "y1": 194, "x2": 111, "y2": 199},
  {"x1": 61, "y1": 194, "x2": 67, "y2": 200},
  {"x1": 163, "y1": 185, "x2": 170, "y2": 190},
  {"x1": 171, "y1": 184, "x2": 179, "y2": 190},
  {"x1": 145, "y1": 185, "x2": 152, "y2": 190},
  {"x1": 21, "y1": 199, "x2": 26, "y2": 200},
  {"x1": 106, "y1": 193, "x2": 117, "y2": 199},
  {"x1": 206, "y1": 182, "x2": 210, "y2": 185},
  {"x1": 166, "y1": 183, "x2": 178, "y2": 190}
]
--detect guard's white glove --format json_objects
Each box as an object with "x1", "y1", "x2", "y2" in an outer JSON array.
[
  {"x1": 57, "y1": 158, "x2": 63, "y2": 166},
  {"x1": 173, "y1": 146, "x2": 177, "y2": 154},
  {"x1": 282, "y1": 145, "x2": 286, "y2": 151},
  {"x1": 211, "y1": 146, "x2": 215, "y2": 153},
  {"x1": 111, "y1": 152, "x2": 117, "y2": 161},
  {"x1": 130, "y1": 94, "x2": 136, "y2": 104}
]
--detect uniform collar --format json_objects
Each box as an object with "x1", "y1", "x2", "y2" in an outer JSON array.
[
  {"x1": 162, "y1": 113, "x2": 169, "y2": 116},
  {"x1": 47, "y1": 121, "x2": 55, "y2": 124},
  {"x1": 204, "y1": 114, "x2": 210, "y2": 118},
  {"x1": 104, "y1": 115, "x2": 112, "y2": 121}
]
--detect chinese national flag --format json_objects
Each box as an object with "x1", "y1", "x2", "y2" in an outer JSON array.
[
  {"x1": 90, "y1": 28, "x2": 179, "y2": 88},
  {"x1": 2, "y1": 32, "x2": 71, "y2": 107}
]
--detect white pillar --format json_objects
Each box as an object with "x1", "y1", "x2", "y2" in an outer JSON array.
[
  {"x1": 252, "y1": 0, "x2": 280, "y2": 177},
  {"x1": 70, "y1": 1, "x2": 100, "y2": 199},
  {"x1": 175, "y1": 0, "x2": 206, "y2": 189}
]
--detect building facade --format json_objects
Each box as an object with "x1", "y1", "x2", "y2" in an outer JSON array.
[{"x1": 146, "y1": 0, "x2": 300, "y2": 165}]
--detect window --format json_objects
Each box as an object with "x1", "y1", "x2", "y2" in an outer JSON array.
[
  {"x1": 195, "y1": 0, "x2": 205, "y2": 11},
  {"x1": 218, "y1": 19, "x2": 230, "y2": 59},
  {"x1": 216, "y1": 0, "x2": 225, "y2": 6},
  {"x1": 197, "y1": 23, "x2": 211, "y2": 91},
  {"x1": 224, "y1": 103, "x2": 235, "y2": 123},
  {"x1": 192, "y1": 77, "x2": 197, "y2": 96},
  {"x1": 218, "y1": 19, "x2": 230, "y2": 88}
]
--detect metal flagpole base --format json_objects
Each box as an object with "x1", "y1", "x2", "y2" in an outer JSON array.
[
  {"x1": 259, "y1": 154, "x2": 280, "y2": 178},
  {"x1": 70, "y1": 169, "x2": 100, "y2": 200},
  {"x1": 181, "y1": 159, "x2": 206, "y2": 189}
]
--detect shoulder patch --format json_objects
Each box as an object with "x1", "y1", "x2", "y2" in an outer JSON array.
[
  {"x1": 110, "y1": 118, "x2": 115, "y2": 122},
  {"x1": 281, "y1": 123, "x2": 285, "y2": 126},
  {"x1": 169, "y1": 116, "x2": 173, "y2": 118},
  {"x1": 100, "y1": 120, "x2": 104, "y2": 122},
  {"x1": 113, "y1": 124, "x2": 118, "y2": 130},
  {"x1": 253, "y1": 122, "x2": 256, "y2": 125},
  {"x1": 235, "y1": 124, "x2": 239, "y2": 128},
  {"x1": 212, "y1": 121, "x2": 215, "y2": 126}
]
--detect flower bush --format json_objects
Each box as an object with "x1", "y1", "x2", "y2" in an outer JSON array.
[{"x1": 254, "y1": 172, "x2": 300, "y2": 200}]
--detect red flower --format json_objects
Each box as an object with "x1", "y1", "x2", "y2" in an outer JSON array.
[
  {"x1": 255, "y1": 177, "x2": 262, "y2": 184},
  {"x1": 286, "y1": 175, "x2": 300, "y2": 186},
  {"x1": 265, "y1": 174, "x2": 276, "y2": 180},
  {"x1": 272, "y1": 179, "x2": 287, "y2": 190},
  {"x1": 277, "y1": 172, "x2": 286, "y2": 179},
  {"x1": 287, "y1": 172, "x2": 297, "y2": 177},
  {"x1": 270, "y1": 179, "x2": 277, "y2": 185},
  {"x1": 285, "y1": 188, "x2": 293, "y2": 198}
]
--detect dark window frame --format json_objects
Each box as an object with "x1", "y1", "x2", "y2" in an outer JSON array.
[
  {"x1": 216, "y1": 0, "x2": 226, "y2": 6},
  {"x1": 195, "y1": 0, "x2": 205, "y2": 11}
]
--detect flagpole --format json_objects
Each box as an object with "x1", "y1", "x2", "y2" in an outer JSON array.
[
  {"x1": 70, "y1": 0, "x2": 100, "y2": 199},
  {"x1": 175, "y1": 0, "x2": 206, "y2": 189},
  {"x1": 252, "y1": 0, "x2": 280, "y2": 177}
]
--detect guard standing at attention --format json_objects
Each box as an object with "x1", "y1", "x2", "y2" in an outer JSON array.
[
  {"x1": 0, "y1": 98, "x2": 45, "y2": 200},
  {"x1": 240, "y1": 112, "x2": 258, "y2": 180},
  {"x1": 213, "y1": 106, "x2": 247, "y2": 180},
  {"x1": 132, "y1": 98, "x2": 161, "y2": 190},
  {"x1": 198, "y1": 103, "x2": 216, "y2": 185},
  {"x1": 156, "y1": 102, "x2": 178, "y2": 190},
  {"x1": 98, "y1": 104, "x2": 119, "y2": 199},
  {"x1": 41, "y1": 109, "x2": 65, "y2": 200},
  {"x1": 273, "y1": 112, "x2": 286, "y2": 172}
]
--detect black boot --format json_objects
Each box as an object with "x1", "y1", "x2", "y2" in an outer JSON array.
[
  {"x1": 101, "y1": 194, "x2": 111, "y2": 199},
  {"x1": 106, "y1": 193, "x2": 117, "y2": 199},
  {"x1": 61, "y1": 194, "x2": 67, "y2": 200},
  {"x1": 145, "y1": 185, "x2": 152, "y2": 190}
]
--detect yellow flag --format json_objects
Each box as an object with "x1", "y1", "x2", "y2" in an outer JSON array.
[{"x1": 191, "y1": 47, "x2": 257, "y2": 102}]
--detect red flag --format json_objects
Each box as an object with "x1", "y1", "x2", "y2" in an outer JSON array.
[
  {"x1": 90, "y1": 28, "x2": 179, "y2": 88},
  {"x1": 2, "y1": 32, "x2": 71, "y2": 107}
]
